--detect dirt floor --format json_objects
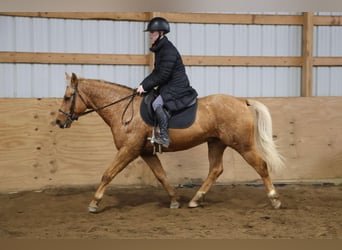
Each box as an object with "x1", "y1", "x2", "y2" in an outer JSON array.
[{"x1": 0, "y1": 183, "x2": 341, "y2": 239}]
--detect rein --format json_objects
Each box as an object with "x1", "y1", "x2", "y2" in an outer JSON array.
[{"x1": 59, "y1": 85, "x2": 138, "y2": 126}]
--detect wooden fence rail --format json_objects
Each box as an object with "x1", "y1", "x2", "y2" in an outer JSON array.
[
  {"x1": 1, "y1": 12, "x2": 342, "y2": 25},
  {"x1": 0, "y1": 12, "x2": 342, "y2": 97}
]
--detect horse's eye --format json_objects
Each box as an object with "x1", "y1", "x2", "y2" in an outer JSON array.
[{"x1": 64, "y1": 96, "x2": 71, "y2": 101}]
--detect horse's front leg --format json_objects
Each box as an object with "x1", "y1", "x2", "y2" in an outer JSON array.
[
  {"x1": 141, "y1": 154, "x2": 180, "y2": 208},
  {"x1": 88, "y1": 147, "x2": 138, "y2": 213}
]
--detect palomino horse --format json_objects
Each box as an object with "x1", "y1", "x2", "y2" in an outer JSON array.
[{"x1": 56, "y1": 73, "x2": 284, "y2": 213}]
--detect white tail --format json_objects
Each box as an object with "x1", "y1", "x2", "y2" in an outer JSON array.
[{"x1": 247, "y1": 99, "x2": 285, "y2": 172}]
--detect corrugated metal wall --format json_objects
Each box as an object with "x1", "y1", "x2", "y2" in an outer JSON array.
[
  {"x1": 168, "y1": 21, "x2": 302, "y2": 97},
  {"x1": 0, "y1": 13, "x2": 341, "y2": 98},
  {"x1": 313, "y1": 12, "x2": 342, "y2": 96},
  {"x1": 0, "y1": 16, "x2": 148, "y2": 98}
]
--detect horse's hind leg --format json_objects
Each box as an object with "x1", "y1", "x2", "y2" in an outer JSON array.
[
  {"x1": 188, "y1": 140, "x2": 226, "y2": 208},
  {"x1": 241, "y1": 148, "x2": 281, "y2": 209},
  {"x1": 141, "y1": 154, "x2": 180, "y2": 208}
]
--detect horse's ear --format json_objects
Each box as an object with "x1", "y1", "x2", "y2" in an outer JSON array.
[
  {"x1": 64, "y1": 72, "x2": 72, "y2": 86},
  {"x1": 71, "y1": 72, "x2": 78, "y2": 87},
  {"x1": 65, "y1": 72, "x2": 71, "y2": 80},
  {"x1": 65, "y1": 72, "x2": 71, "y2": 86}
]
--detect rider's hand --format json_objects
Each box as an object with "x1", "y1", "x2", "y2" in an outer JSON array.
[{"x1": 136, "y1": 85, "x2": 145, "y2": 95}]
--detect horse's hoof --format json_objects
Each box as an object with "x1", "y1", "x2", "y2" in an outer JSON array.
[
  {"x1": 268, "y1": 190, "x2": 281, "y2": 209},
  {"x1": 88, "y1": 206, "x2": 98, "y2": 213},
  {"x1": 188, "y1": 201, "x2": 199, "y2": 208},
  {"x1": 170, "y1": 202, "x2": 180, "y2": 209},
  {"x1": 271, "y1": 199, "x2": 282, "y2": 209}
]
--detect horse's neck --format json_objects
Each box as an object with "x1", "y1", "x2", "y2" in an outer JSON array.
[{"x1": 79, "y1": 79, "x2": 132, "y2": 126}]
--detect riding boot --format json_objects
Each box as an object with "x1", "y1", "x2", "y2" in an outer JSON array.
[{"x1": 154, "y1": 106, "x2": 170, "y2": 148}]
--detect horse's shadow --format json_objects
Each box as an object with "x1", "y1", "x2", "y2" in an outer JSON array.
[
  {"x1": 93, "y1": 186, "x2": 229, "y2": 213},
  {"x1": 95, "y1": 188, "x2": 173, "y2": 213}
]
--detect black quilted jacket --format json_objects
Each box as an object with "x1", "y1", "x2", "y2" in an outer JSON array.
[{"x1": 141, "y1": 36, "x2": 198, "y2": 113}]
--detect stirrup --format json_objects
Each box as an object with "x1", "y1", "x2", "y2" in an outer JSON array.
[{"x1": 147, "y1": 127, "x2": 163, "y2": 154}]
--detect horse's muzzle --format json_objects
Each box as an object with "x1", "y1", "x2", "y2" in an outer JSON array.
[
  {"x1": 56, "y1": 119, "x2": 65, "y2": 128},
  {"x1": 56, "y1": 118, "x2": 72, "y2": 129}
]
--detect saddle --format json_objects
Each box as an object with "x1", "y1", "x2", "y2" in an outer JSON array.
[
  {"x1": 140, "y1": 90, "x2": 197, "y2": 154},
  {"x1": 140, "y1": 89, "x2": 197, "y2": 129}
]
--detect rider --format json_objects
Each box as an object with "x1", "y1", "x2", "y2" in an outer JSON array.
[{"x1": 137, "y1": 17, "x2": 198, "y2": 148}]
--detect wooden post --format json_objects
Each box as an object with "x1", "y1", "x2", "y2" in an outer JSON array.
[
  {"x1": 147, "y1": 12, "x2": 161, "y2": 72},
  {"x1": 301, "y1": 12, "x2": 314, "y2": 97}
]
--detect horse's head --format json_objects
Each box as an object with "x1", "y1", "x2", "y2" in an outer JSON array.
[{"x1": 55, "y1": 73, "x2": 88, "y2": 128}]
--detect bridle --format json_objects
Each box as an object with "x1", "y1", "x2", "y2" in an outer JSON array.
[{"x1": 58, "y1": 84, "x2": 138, "y2": 128}]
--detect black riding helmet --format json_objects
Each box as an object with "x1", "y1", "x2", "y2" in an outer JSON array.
[{"x1": 144, "y1": 17, "x2": 170, "y2": 34}]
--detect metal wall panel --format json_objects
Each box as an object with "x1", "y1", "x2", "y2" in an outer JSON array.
[
  {"x1": 313, "y1": 67, "x2": 342, "y2": 96},
  {"x1": 171, "y1": 20, "x2": 303, "y2": 97},
  {"x1": 0, "y1": 13, "x2": 341, "y2": 98},
  {"x1": 0, "y1": 64, "x2": 148, "y2": 98},
  {"x1": 313, "y1": 12, "x2": 342, "y2": 96},
  {"x1": 187, "y1": 66, "x2": 301, "y2": 97},
  {"x1": 0, "y1": 16, "x2": 147, "y2": 97},
  {"x1": 171, "y1": 23, "x2": 302, "y2": 56}
]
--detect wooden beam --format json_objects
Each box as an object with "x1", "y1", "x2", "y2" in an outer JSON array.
[
  {"x1": 301, "y1": 12, "x2": 314, "y2": 97},
  {"x1": 0, "y1": 12, "x2": 303, "y2": 25},
  {"x1": 0, "y1": 52, "x2": 148, "y2": 65},
  {"x1": 313, "y1": 57, "x2": 342, "y2": 66},
  {"x1": 162, "y1": 13, "x2": 303, "y2": 25},
  {"x1": 147, "y1": 12, "x2": 163, "y2": 72},
  {"x1": 0, "y1": 52, "x2": 303, "y2": 67},
  {"x1": 0, "y1": 12, "x2": 150, "y2": 21},
  {"x1": 182, "y1": 56, "x2": 302, "y2": 67},
  {"x1": 3, "y1": 51, "x2": 341, "y2": 68},
  {"x1": 313, "y1": 15, "x2": 342, "y2": 26}
]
